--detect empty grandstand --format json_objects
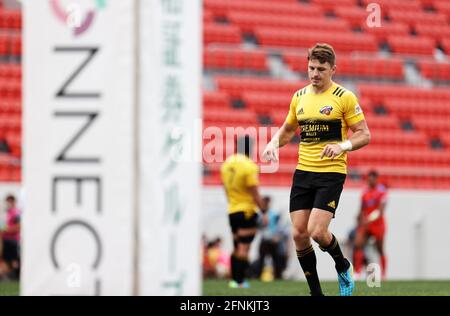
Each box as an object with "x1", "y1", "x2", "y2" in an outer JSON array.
[{"x1": 202, "y1": 0, "x2": 450, "y2": 190}]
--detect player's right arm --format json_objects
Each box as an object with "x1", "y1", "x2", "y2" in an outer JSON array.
[
  {"x1": 263, "y1": 91, "x2": 300, "y2": 162},
  {"x1": 263, "y1": 121, "x2": 298, "y2": 162}
]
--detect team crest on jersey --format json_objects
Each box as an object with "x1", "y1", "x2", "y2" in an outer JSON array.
[{"x1": 320, "y1": 105, "x2": 333, "y2": 115}]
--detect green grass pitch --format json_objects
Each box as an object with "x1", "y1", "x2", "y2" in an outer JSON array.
[
  {"x1": 1, "y1": 280, "x2": 449, "y2": 295},
  {"x1": 0, "y1": 281, "x2": 19, "y2": 296},
  {"x1": 203, "y1": 280, "x2": 450, "y2": 296}
]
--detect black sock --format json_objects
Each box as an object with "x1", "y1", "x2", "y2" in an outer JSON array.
[
  {"x1": 231, "y1": 254, "x2": 238, "y2": 282},
  {"x1": 297, "y1": 245, "x2": 323, "y2": 296},
  {"x1": 320, "y1": 234, "x2": 350, "y2": 273},
  {"x1": 241, "y1": 257, "x2": 249, "y2": 282},
  {"x1": 232, "y1": 254, "x2": 249, "y2": 284}
]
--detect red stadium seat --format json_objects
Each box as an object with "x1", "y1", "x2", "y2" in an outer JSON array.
[
  {"x1": 412, "y1": 116, "x2": 450, "y2": 133},
  {"x1": 369, "y1": 130, "x2": 428, "y2": 148},
  {"x1": 433, "y1": 1, "x2": 450, "y2": 20},
  {"x1": 11, "y1": 165, "x2": 20, "y2": 181},
  {"x1": 384, "y1": 98, "x2": 450, "y2": 117},
  {"x1": 203, "y1": 9, "x2": 214, "y2": 24},
  {"x1": 215, "y1": 75, "x2": 306, "y2": 98},
  {"x1": 388, "y1": 11, "x2": 447, "y2": 27},
  {"x1": 204, "y1": 23, "x2": 242, "y2": 45},
  {"x1": 387, "y1": 35, "x2": 435, "y2": 56},
  {"x1": 441, "y1": 38, "x2": 450, "y2": 56},
  {"x1": 10, "y1": 10, "x2": 21, "y2": 29},
  {"x1": 227, "y1": 12, "x2": 350, "y2": 34},
  {"x1": 358, "y1": 84, "x2": 450, "y2": 104},
  {"x1": 204, "y1": 47, "x2": 268, "y2": 71},
  {"x1": 255, "y1": 27, "x2": 378, "y2": 53},
  {"x1": 415, "y1": 25, "x2": 450, "y2": 45},
  {"x1": 0, "y1": 80, "x2": 21, "y2": 99},
  {"x1": 363, "y1": 113, "x2": 400, "y2": 130},
  {"x1": 439, "y1": 133, "x2": 450, "y2": 147},
  {"x1": 350, "y1": 147, "x2": 450, "y2": 167},
  {"x1": 361, "y1": 22, "x2": 409, "y2": 43},
  {"x1": 203, "y1": 108, "x2": 257, "y2": 125},
  {"x1": 204, "y1": 0, "x2": 323, "y2": 18},
  {"x1": 0, "y1": 100, "x2": 21, "y2": 114},
  {"x1": 203, "y1": 91, "x2": 231, "y2": 110},
  {"x1": 310, "y1": 0, "x2": 358, "y2": 12},
  {"x1": 334, "y1": 6, "x2": 371, "y2": 28},
  {"x1": 361, "y1": 0, "x2": 422, "y2": 14},
  {"x1": 10, "y1": 35, "x2": 21, "y2": 57},
  {"x1": 0, "y1": 34, "x2": 10, "y2": 56},
  {"x1": 0, "y1": 64, "x2": 21, "y2": 79},
  {"x1": 0, "y1": 10, "x2": 21, "y2": 30},
  {"x1": 242, "y1": 92, "x2": 291, "y2": 114},
  {"x1": 6, "y1": 132, "x2": 21, "y2": 157},
  {"x1": 270, "y1": 110, "x2": 289, "y2": 126},
  {"x1": 417, "y1": 60, "x2": 450, "y2": 81}
]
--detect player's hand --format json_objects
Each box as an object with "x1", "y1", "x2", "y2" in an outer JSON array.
[
  {"x1": 367, "y1": 209, "x2": 381, "y2": 223},
  {"x1": 263, "y1": 140, "x2": 279, "y2": 162},
  {"x1": 320, "y1": 143, "x2": 343, "y2": 160}
]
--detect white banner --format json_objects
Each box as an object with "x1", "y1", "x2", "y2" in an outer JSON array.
[
  {"x1": 22, "y1": 0, "x2": 136, "y2": 295},
  {"x1": 138, "y1": 0, "x2": 202, "y2": 295}
]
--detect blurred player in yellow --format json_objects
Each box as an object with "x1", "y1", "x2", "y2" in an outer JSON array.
[
  {"x1": 221, "y1": 135, "x2": 264, "y2": 288},
  {"x1": 263, "y1": 43, "x2": 371, "y2": 296}
]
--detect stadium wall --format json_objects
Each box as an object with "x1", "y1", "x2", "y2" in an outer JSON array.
[{"x1": 202, "y1": 187, "x2": 450, "y2": 280}]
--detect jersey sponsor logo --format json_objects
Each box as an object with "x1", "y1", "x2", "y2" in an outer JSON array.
[
  {"x1": 355, "y1": 104, "x2": 362, "y2": 115},
  {"x1": 297, "y1": 108, "x2": 304, "y2": 115},
  {"x1": 319, "y1": 105, "x2": 333, "y2": 116},
  {"x1": 299, "y1": 119, "x2": 342, "y2": 143}
]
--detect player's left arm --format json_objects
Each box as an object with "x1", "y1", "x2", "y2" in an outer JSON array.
[
  {"x1": 379, "y1": 201, "x2": 387, "y2": 217},
  {"x1": 347, "y1": 119, "x2": 371, "y2": 151},
  {"x1": 321, "y1": 119, "x2": 371, "y2": 159},
  {"x1": 321, "y1": 92, "x2": 371, "y2": 160},
  {"x1": 378, "y1": 191, "x2": 388, "y2": 217},
  {"x1": 248, "y1": 185, "x2": 264, "y2": 211}
]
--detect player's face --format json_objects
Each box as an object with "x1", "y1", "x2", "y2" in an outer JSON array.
[
  {"x1": 308, "y1": 59, "x2": 336, "y2": 88},
  {"x1": 368, "y1": 175, "x2": 377, "y2": 187}
]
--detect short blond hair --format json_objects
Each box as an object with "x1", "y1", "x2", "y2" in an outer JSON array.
[{"x1": 307, "y1": 43, "x2": 336, "y2": 67}]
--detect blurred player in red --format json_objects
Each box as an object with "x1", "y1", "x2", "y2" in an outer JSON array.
[{"x1": 353, "y1": 170, "x2": 388, "y2": 278}]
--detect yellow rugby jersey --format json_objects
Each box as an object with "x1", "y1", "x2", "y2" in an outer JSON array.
[
  {"x1": 285, "y1": 82, "x2": 365, "y2": 174},
  {"x1": 220, "y1": 154, "x2": 260, "y2": 216}
]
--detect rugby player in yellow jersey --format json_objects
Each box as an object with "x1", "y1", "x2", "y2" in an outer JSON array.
[
  {"x1": 263, "y1": 43, "x2": 371, "y2": 296},
  {"x1": 221, "y1": 136, "x2": 264, "y2": 288}
]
